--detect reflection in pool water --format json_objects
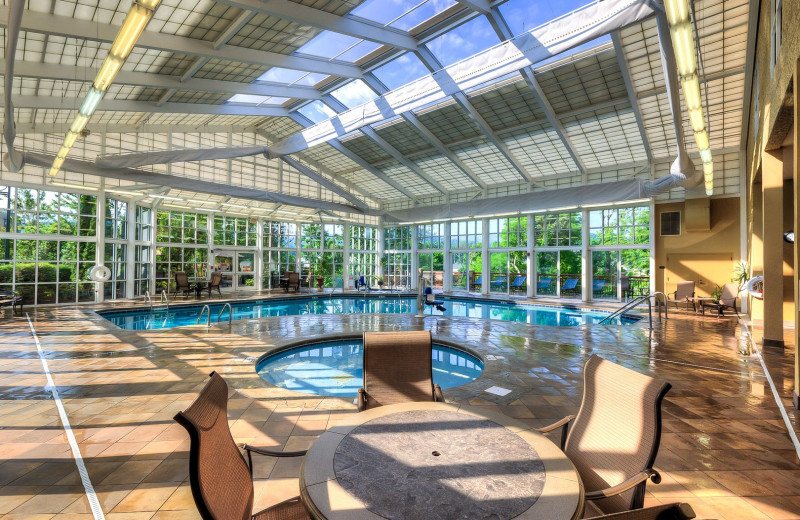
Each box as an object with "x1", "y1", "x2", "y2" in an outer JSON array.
[{"x1": 256, "y1": 340, "x2": 484, "y2": 397}]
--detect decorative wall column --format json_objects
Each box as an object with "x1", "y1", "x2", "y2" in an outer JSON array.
[
  {"x1": 343, "y1": 224, "x2": 351, "y2": 289},
  {"x1": 95, "y1": 184, "x2": 106, "y2": 303},
  {"x1": 410, "y1": 226, "x2": 418, "y2": 290},
  {"x1": 256, "y1": 217, "x2": 264, "y2": 291},
  {"x1": 762, "y1": 148, "x2": 785, "y2": 347},
  {"x1": 444, "y1": 222, "x2": 452, "y2": 292},
  {"x1": 481, "y1": 218, "x2": 489, "y2": 295},
  {"x1": 581, "y1": 209, "x2": 591, "y2": 302},
  {"x1": 526, "y1": 216, "x2": 534, "y2": 298},
  {"x1": 125, "y1": 202, "x2": 136, "y2": 298}
]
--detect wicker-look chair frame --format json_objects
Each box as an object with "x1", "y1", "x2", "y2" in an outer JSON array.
[
  {"x1": 667, "y1": 281, "x2": 695, "y2": 311},
  {"x1": 357, "y1": 330, "x2": 443, "y2": 412},
  {"x1": 586, "y1": 502, "x2": 695, "y2": 520},
  {"x1": 538, "y1": 355, "x2": 671, "y2": 516},
  {"x1": 207, "y1": 272, "x2": 223, "y2": 297},
  {"x1": 174, "y1": 271, "x2": 191, "y2": 297},
  {"x1": 174, "y1": 372, "x2": 310, "y2": 520},
  {"x1": 700, "y1": 283, "x2": 740, "y2": 318}
]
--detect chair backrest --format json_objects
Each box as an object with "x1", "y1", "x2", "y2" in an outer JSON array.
[
  {"x1": 562, "y1": 278, "x2": 578, "y2": 290},
  {"x1": 674, "y1": 281, "x2": 695, "y2": 299},
  {"x1": 287, "y1": 272, "x2": 300, "y2": 285},
  {"x1": 175, "y1": 271, "x2": 189, "y2": 288},
  {"x1": 621, "y1": 276, "x2": 630, "y2": 290},
  {"x1": 362, "y1": 331, "x2": 435, "y2": 409},
  {"x1": 565, "y1": 355, "x2": 671, "y2": 514},
  {"x1": 719, "y1": 283, "x2": 738, "y2": 306},
  {"x1": 511, "y1": 276, "x2": 526, "y2": 287},
  {"x1": 209, "y1": 272, "x2": 222, "y2": 288},
  {"x1": 537, "y1": 277, "x2": 552, "y2": 288},
  {"x1": 174, "y1": 373, "x2": 254, "y2": 520},
  {"x1": 587, "y1": 502, "x2": 695, "y2": 520},
  {"x1": 424, "y1": 286, "x2": 434, "y2": 302},
  {"x1": 593, "y1": 279, "x2": 606, "y2": 290},
  {"x1": 474, "y1": 275, "x2": 482, "y2": 283}
]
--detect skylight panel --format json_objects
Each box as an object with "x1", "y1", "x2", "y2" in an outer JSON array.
[
  {"x1": 331, "y1": 80, "x2": 378, "y2": 109},
  {"x1": 427, "y1": 16, "x2": 501, "y2": 67},
  {"x1": 296, "y1": 31, "x2": 380, "y2": 63},
  {"x1": 298, "y1": 101, "x2": 338, "y2": 124},
  {"x1": 372, "y1": 53, "x2": 428, "y2": 90},
  {"x1": 227, "y1": 94, "x2": 289, "y2": 105},
  {"x1": 351, "y1": 0, "x2": 456, "y2": 30},
  {"x1": 257, "y1": 68, "x2": 328, "y2": 87}
]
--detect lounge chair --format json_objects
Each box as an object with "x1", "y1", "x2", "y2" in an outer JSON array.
[
  {"x1": 424, "y1": 286, "x2": 446, "y2": 314},
  {"x1": 206, "y1": 271, "x2": 222, "y2": 297},
  {"x1": 538, "y1": 355, "x2": 671, "y2": 516},
  {"x1": 173, "y1": 271, "x2": 190, "y2": 297},
  {"x1": 592, "y1": 279, "x2": 606, "y2": 297},
  {"x1": 587, "y1": 503, "x2": 695, "y2": 520},
  {"x1": 536, "y1": 277, "x2": 552, "y2": 293},
  {"x1": 174, "y1": 372, "x2": 311, "y2": 520},
  {"x1": 356, "y1": 275, "x2": 369, "y2": 292},
  {"x1": 470, "y1": 275, "x2": 483, "y2": 291},
  {"x1": 667, "y1": 281, "x2": 695, "y2": 311},
  {"x1": 560, "y1": 278, "x2": 579, "y2": 296},
  {"x1": 700, "y1": 283, "x2": 740, "y2": 318},
  {"x1": 509, "y1": 276, "x2": 526, "y2": 294},
  {"x1": 0, "y1": 290, "x2": 23, "y2": 313},
  {"x1": 357, "y1": 330, "x2": 444, "y2": 411},
  {"x1": 490, "y1": 276, "x2": 507, "y2": 290},
  {"x1": 281, "y1": 271, "x2": 300, "y2": 293}
]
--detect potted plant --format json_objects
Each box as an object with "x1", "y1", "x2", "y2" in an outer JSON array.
[
  {"x1": 376, "y1": 277, "x2": 385, "y2": 289},
  {"x1": 732, "y1": 261, "x2": 748, "y2": 293}
]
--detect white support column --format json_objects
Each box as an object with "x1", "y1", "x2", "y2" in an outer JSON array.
[
  {"x1": 125, "y1": 203, "x2": 136, "y2": 298},
  {"x1": 649, "y1": 201, "x2": 656, "y2": 298},
  {"x1": 582, "y1": 209, "x2": 591, "y2": 302},
  {"x1": 149, "y1": 207, "x2": 157, "y2": 296},
  {"x1": 739, "y1": 150, "x2": 749, "y2": 314},
  {"x1": 411, "y1": 226, "x2": 419, "y2": 290},
  {"x1": 444, "y1": 222, "x2": 452, "y2": 292},
  {"x1": 256, "y1": 217, "x2": 264, "y2": 291},
  {"x1": 295, "y1": 222, "x2": 302, "y2": 272},
  {"x1": 526, "y1": 215, "x2": 534, "y2": 298},
  {"x1": 377, "y1": 226, "x2": 385, "y2": 280},
  {"x1": 481, "y1": 218, "x2": 489, "y2": 295},
  {"x1": 343, "y1": 223, "x2": 351, "y2": 289},
  {"x1": 95, "y1": 182, "x2": 106, "y2": 304}
]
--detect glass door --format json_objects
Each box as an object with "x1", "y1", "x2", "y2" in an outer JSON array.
[
  {"x1": 418, "y1": 252, "x2": 444, "y2": 289},
  {"x1": 509, "y1": 250, "x2": 527, "y2": 295},
  {"x1": 489, "y1": 252, "x2": 508, "y2": 294},
  {"x1": 213, "y1": 252, "x2": 234, "y2": 290},
  {"x1": 592, "y1": 250, "x2": 618, "y2": 300},
  {"x1": 535, "y1": 251, "x2": 557, "y2": 296},
  {"x1": 559, "y1": 250, "x2": 582, "y2": 299},
  {"x1": 236, "y1": 251, "x2": 256, "y2": 289},
  {"x1": 451, "y1": 252, "x2": 469, "y2": 291}
]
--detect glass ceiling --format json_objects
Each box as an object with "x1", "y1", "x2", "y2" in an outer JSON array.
[
  {"x1": 428, "y1": 16, "x2": 502, "y2": 67},
  {"x1": 350, "y1": 0, "x2": 457, "y2": 30}
]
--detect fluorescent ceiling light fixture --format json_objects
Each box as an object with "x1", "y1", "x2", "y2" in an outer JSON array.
[
  {"x1": 105, "y1": 188, "x2": 146, "y2": 196},
  {"x1": 221, "y1": 203, "x2": 249, "y2": 209},
  {"x1": 160, "y1": 204, "x2": 193, "y2": 210},
  {"x1": 694, "y1": 130, "x2": 709, "y2": 150},
  {"x1": 547, "y1": 206, "x2": 578, "y2": 212},
  {"x1": 48, "y1": 0, "x2": 161, "y2": 177},
  {"x1": 149, "y1": 194, "x2": 183, "y2": 201},
  {"x1": 194, "y1": 207, "x2": 219, "y2": 212},
  {"x1": 699, "y1": 148, "x2": 713, "y2": 163},
  {"x1": 49, "y1": 181, "x2": 98, "y2": 192}
]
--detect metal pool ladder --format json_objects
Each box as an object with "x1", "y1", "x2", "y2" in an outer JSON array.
[
  {"x1": 160, "y1": 290, "x2": 169, "y2": 309},
  {"x1": 218, "y1": 303, "x2": 232, "y2": 324},
  {"x1": 197, "y1": 305, "x2": 211, "y2": 326},
  {"x1": 144, "y1": 291, "x2": 153, "y2": 311},
  {"x1": 599, "y1": 292, "x2": 668, "y2": 329}
]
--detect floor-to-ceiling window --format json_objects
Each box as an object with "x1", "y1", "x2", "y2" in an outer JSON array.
[
  {"x1": 104, "y1": 198, "x2": 128, "y2": 300},
  {"x1": 488, "y1": 216, "x2": 527, "y2": 295},
  {"x1": 134, "y1": 206, "x2": 153, "y2": 297},
  {"x1": 213, "y1": 215, "x2": 257, "y2": 289},
  {"x1": 589, "y1": 206, "x2": 651, "y2": 300},
  {"x1": 263, "y1": 221, "x2": 297, "y2": 289},
  {"x1": 533, "y1": 211, "x2": 582, "y2": 298},
  {"x1": 384, "y1": 226, "x2": 411, "y2": 289},
  {"x1": 418, "y1": 223, "x2": 445, "y2": 289},
  {"x1": 350, "y1": 225, "x2": 377, "y2": 286},
  {"x1": 154, "y1": 210, "x2": 209, "y2": 293},
  {"x1": 450, "y1": 220, "x2": 482, "y2": 293}
]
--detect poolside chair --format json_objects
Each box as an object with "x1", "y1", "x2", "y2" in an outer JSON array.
[
  {"x1": 470, "y1": 275, "x2": 483, "y2": 291},
  {"x1": 490, "y1": 276, "x2": 507, "y2": 290},
  {"x1": 592, "y1": 279, "x2": 606, "y2": 297},
  {"x1": 621, "y1": 276, "x2": 635, "y2": 300},
  {"x1": 509, "y1": 276, "x2": 527, "y2": 294},
  {"x1": 283, "y1": 271, "x2": 300, "y2": 293},
  {"x1": 536, "y1": 277, "x2": 552, "y2": 292},
  {"x1": 206, "y1": 272, "x2": 222, "y2": 297},
  {"x1": 700, "y1": 283, "x2": 740, "y2": 318},
  {"x1": 174, "y1": 372, "x2": 310, "y2": 520},
  {"x1": 667, "y1": 281, "x2": 695, "y2": 311},
  {"x1": 173, "y1": 271, "x2": 191, "y2": 297},
  {"x1": 538, "y1": 355, "x2": 671, "y2": 516},
  {"x1": 560, "y1": 278, "x2": 579, "y2": 296},
  {"x1": 358, "y1": 330, "x2": 443, "y2": 411},
  {"x1": 587, "y1": 503, "x2": 695, "y2": 520},
  {"x1": 356, "y1": 275, "x2": 369, "y2": 292},
  {"x1": 424, "y1": 286, "x2": 446, "y2": 314}
]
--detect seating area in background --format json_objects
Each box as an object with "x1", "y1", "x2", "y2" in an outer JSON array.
[
  {"x1": 470, "y1": 275, "x2": 483, "y2": 291},
  {"x1": 537, "y1": 276, "x2": 553, "y2": 293},
  {"x1": 490, "y1": 276, "x2": 507, "y2": 291},
  {"x1": 280, "y1": 271, "x2": 300, "y2": 293},
  {"x1": 0, "y1": 290, "x2": 23, "y2": 314},
  {"x1": 561, "y1": 277, "x2": 579, "y2": 296},
  {"x1": 668, "y1": 281, "x2": 695, "y2": 310},
  {"x1": 509, "y1": 275, "x2": 527, "y2": 294},
  {"x1": 700, "y1": 283, "x2": 740, "y2": 318}
]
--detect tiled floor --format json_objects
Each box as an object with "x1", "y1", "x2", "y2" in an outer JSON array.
[{"x1": 1, "y1": 292, "x2": 799, "y2": 519}]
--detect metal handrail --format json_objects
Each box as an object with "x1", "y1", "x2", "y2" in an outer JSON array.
[
  {"x1": 197, "y1": 305, "x2": 211, "y2": 326},
  {"x1": 651, "y1": 291, "x2": 668, "y2": 321},
  {"x1": 217, "y1": 303, "x2": 232, "y2": 323},
  {"x1": 600, "y1": 292, "x2": 669, "y2": 329},
  {"x1": 144, "y1": 291, "x2": 153, "y2": 311},
  {"x1": 160, "y1": 290, "x2": 169, "y2": 309},
  {"x1": 601, "y1": 295, "x2": 650, "y2": 325}
]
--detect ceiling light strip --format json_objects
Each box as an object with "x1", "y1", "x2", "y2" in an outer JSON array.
[
  {"x1": 48, "y1": 0, "x2": 161, "y2": 177},
  {"x1": 664, "y1": 0, "x2": 713, "y2": 195}
]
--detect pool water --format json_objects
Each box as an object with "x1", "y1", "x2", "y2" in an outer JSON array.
[
  {"x1": 99, "y1": 296, "x2": 635, "y2": 330},
  {"x1": 256, "y1": 340, "x2": 484, "y2": 397}
]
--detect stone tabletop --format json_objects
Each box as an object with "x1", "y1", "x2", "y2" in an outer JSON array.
[{"x1": 300, "y1": 402, "x2": 584, "y2": 520}]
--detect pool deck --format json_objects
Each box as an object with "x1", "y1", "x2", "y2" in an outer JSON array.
[{"x1": 1, "y1": 289, "x2": 799, "y2": 519}]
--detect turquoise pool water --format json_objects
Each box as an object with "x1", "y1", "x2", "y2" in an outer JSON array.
[
  {"x1": 256, "y1": 340, "x2": 484, "y2": 397},
  {"x1": 98, "y1": 295, "x2": 635, "y2": 330}
]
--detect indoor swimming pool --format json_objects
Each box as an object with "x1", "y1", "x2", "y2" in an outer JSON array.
[{"x1": 98, "y1": 295, "x2": 637, "y2": 330}]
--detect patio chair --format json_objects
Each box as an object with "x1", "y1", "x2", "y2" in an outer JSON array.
[
  {"x1": 173, "y1": 271, "x2": 191, "y2": 297},
  {"x1": 206, "y1": 272, "x2": 222, "y2": 297},
  {"x1": 667, "y1": 281, "x2": 695, "y2": 311},
  {"x1": 358, "y1": 330, "x2": 444, "y2": 411},
  {"x1": 490, "y1": 276, "x2": 507, "y2": 290},
  {"x1": 356, "y1": 275, "x2": 369, "y2": 292},
  {"x1": 561, "y1": 278, "x2": 579, "y2": 296},
  {"x1": 621, "y1": 276, "x2": 635, "y2": 300},
  {"x1": 587, "y1": 503, "x2": 695, "y2": 520},
  {"x1": 0, "y1": 290, "x2": 23, "y2": 313},
  {"x1": 174, "y1": 372, "x2": 310, "y2": 520},
  {"x1": 470, "y1": 275, "x2": 483, "y2": 291},
  {"x1": 283, "y1": 271, "x2": 300, "y2": 293},
  {"x1": 424, "y1": 286, "x2": 446, "y2": 314},
  {"x1": 509, "y1": 276, "x2": 527, "y2": 294},
  {"x1": 700, "y1": 283, "x2": 740, "y2": 318},
  {"x1": 536, "y1": 277, "x2": 552, "y2": 292},
  {"x1": 538, "y1": 355, "x2": 671, "y2": 516},
  {"x1": 592, "y1": 279, "x2": 606, "y2": 297}
]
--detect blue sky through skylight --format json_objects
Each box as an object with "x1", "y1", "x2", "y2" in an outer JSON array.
[
  {"x1": 427, "y1": 15, "x2": 501, "y2": 67},
  {"x1": 296, "y1": 31, "x2": 381, "y2": 63},
  {"x1": 372, "y1": 52, "x2": 429, "y2": 90},
  {"x1": 256, "y1": 68, "x2": 328, "y2": 87},
  {"x1": 331, "y1": 80, "x2": 378, "y2": 109},
  {"x1": 298, "y1": 101, "x2": 338, "y2": 123},
  {"x1": 351, "y1": 0, "x2": 456, "y2": 30},
  {"x1": 228, "y1": 94, "x2": 289, "y2": 105}
]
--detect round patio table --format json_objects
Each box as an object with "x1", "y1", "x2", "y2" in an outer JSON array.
[{"x1": 300, "y1": 402, "x2": 584, "y2": 520}]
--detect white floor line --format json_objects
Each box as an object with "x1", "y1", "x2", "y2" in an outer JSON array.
[
  {"x1": 26, "y1": 313, "x2": 106, "y2": 520},
  {"x1": 741, "y1": 320, "x2": 800, "y2": 460}
]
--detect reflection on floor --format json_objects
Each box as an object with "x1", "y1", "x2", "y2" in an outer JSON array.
[{"x1": 1, "y1": 299, "x2": 798, "y2": 519}]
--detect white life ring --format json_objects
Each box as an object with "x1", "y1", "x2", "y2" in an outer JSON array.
[
  {"x1": 746, "y1": 276, "x2": 764, "y2": 299},
  {"x1": 89, "y1": 265, "x2": 112, "y2": 282}
]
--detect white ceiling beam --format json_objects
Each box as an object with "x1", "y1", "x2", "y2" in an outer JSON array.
[
  {"x1": 281, "y1": 155, "x2": 371, "y2": 210},
  {"x1": 0, "y1": 7, "x2": 362, "y2": 78},
  {"x1": 610, "y1": 32, "x2": 652, "y2": 163},
  {"x1": 453, "y1": 0, "x2": 491, "y2": 14},
  {"x1": 0, "y1": 96, "x2": 289, "y2": 116},
  {"x1": 213, "y1": 0, "x2": 418, "y2": 51},
  {"x1": 2, "y1": 60, "x2": 322, "y2": 100},
  {"x1": 13, "y1": 123, "x2": 258, "y2": 134}
]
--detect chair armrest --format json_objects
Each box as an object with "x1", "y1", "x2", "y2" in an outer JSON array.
[
  {"x1": 584, "y1": 502, "x2": 695, "y2": 520},
  {"x1": 241, "y1": 444, "x2": 307, "y2": 458},
  {"x1": 357, "y1": 388, "x2": 367, "y2": 412},
  {"x1": 537, "y1": 415, "x2": 575, "y2": 449},
  {"x1": 433, "y1": 384, "x2": 444, "y2": 402},
  {"x1": 585, "y1": 469, "x2": 661, "y2": 501}
]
